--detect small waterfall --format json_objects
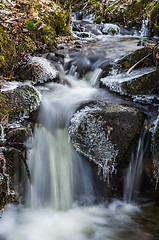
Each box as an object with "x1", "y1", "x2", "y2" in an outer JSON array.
[
  {"x1": 123, "y1": 130, "x2": 148, "y2": 202},
  {"x1": 27, "y1": 68, "x2": 97, "y2": 210},
  {"x1": 140, "y1": 15, "x2": 151, "y2": 37},
  {"x1": 0, "y1": 124, "x2": 6, "y2": 142}
]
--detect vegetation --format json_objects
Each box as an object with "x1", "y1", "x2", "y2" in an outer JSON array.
[{"x1": 0, "y1": 0, "x2": 71, "y2": 76}]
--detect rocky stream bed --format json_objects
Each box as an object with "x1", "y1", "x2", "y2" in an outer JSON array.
[{"x1": 0, "y1": 2, "x2": 159, "y2": 240}]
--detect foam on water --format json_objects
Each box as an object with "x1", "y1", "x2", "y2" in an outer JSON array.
[{"x1": 0, "y1": 200, "x2": 142, "y2": 240}]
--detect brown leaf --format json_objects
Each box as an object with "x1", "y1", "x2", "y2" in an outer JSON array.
[
  {"x1": 0, "y1": 115, "x2": 8, "y2": 126},
  {"x1": 33, "y1": 62, "x2": 39, "y2": 67}
]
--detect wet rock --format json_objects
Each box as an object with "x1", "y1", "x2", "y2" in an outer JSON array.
[
  {"x1": 117, "y1": 47, "x2": 153, "y2": 72},
  {"x1": 148, "y1": 116, "x2": 159, "y2": 191},
  {"x1": 69, "y1": 100, "x2": 144, "y2": 191},
  {"x1": 2, "y1": 84, "x2": 41, "y2": 120},
  {"x1": 5, "y1": 126, "x2": 31, "y2": 143},
  {"x1": 0, "y1": 147, "x2": 27, "y2": 209},
  {"x1": 66, "y1": 53, "x2": 106, "y2": 77},
  {"x1": 19, "y1": 56, "x2": 58, "y2": 84},
  {"x1": 101, "y1": 23, "x2": 120, "y2": 35},
  {"x1": 121, "y1": 69, "x2": 159, "y2": 95},
  {"x1": 76, "y1": 32, "x2": 91, "y2": 38},
  {"x1": 76, "y1": 11, "x2": 83, "y2": 20},
  {"x1": 98, "y1": 60, "x2": 113, "y2": 78}
]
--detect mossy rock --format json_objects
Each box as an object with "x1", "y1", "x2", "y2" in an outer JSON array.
[
  {"x1": 0, "y1": 26, "x2": 14, "y2": 75},
  {"x1": 1, "y1": 84, "x2": 41, "y2": 121},
  {"x1": 121, "y1": 69, "x2": 159, "y2": 95},
  {"x1": 150, "y1": 2, "x2": 159, "y2": 36},
  {"x1": 117, "y1": 47, "x2": 153, "y2": 72}
]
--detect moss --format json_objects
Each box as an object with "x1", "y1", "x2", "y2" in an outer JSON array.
[
  {"x1": 0, "y1": 94, "x2": 11, "y2": 121},
  {"x1": 118, "y1": 47, "x2": 153, "y2": 72},
  {"x1": 0, "y1": 27, "x2": 14, "y2": 74},
  {"x1": 150, "y1": 2, "x2": 159, "y2": 36},
  {"x1": 93, "y1": 16, "x2": 101, "y2": 24},
  {"x1": 121, "y1": 70, "x2": 159, "y2": 95}
]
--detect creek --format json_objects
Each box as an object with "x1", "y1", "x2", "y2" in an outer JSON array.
[{"x1": 0, "y1": 16, "x2": 159, "y2": 240}]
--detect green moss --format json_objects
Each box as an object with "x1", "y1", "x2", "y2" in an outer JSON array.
[
  {"x1": 0, "y1": 27, "x2": 14, "y2": 74},
  {"x1": 150, "y1": 2, "x2": 159, "y2": 35},
  {"x1": 25, "y1": 19, "x2": 37, "y2": 31},
  {"x1": 93, "y1": 16, "x2": 101, "y2": 24},
  {"x1": 0, "y1": 94, "x2": 11, "y2": 120}
]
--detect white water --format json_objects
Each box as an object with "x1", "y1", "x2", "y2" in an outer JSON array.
[
  {"x1": 123, "y1": 131, "x2": 147, "y2": 203},
  {"x1": 140, "y1": 15, "x2": 151, "y2": 37}
]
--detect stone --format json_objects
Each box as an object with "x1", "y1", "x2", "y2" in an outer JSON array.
[
  {"x1": 1, "y1": 84, "x2": 41, "y2": 120},
  {"x1": 69, "y1": 100, "x2": 144, "y2": 192}
]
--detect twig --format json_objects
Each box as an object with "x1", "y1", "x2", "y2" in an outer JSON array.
[{"x1": 127, "y1": 52, "x2": 153, "y2": 74}]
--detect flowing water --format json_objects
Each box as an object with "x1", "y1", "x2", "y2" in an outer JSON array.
[{"x1": 0, "y1": 16, "x2": 159, "y2": 240}]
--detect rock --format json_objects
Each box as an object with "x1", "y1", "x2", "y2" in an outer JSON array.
[
  {"x1": 98, "y1": 60, "x2": 113, "y2": 78},
  {"x1": 2, "y1": 84, "x2": 41, "y2": 120},
  {"x1": 148, "y1": 116, "x2": 159, "y2": 191},
  {"x1": 5, "y1": 126, "x2": 31, "y2": 143},
  {"x1": 121, "y1": 69, "x2": 159, "y2": 95},
  {"x1": 19, "y1": 56, "x2": 58, "y2": 84},
  {"x1": 69, "y1": 100, "x2": 144, "y2": 191},
  {"x1": 76, "y1": 11, "x2": 83, "y2": 20},
  {"x1": 101, "y1": 23, "x2": 120, "y2": 35},
  {"x1": 0, "y1": 147, "x2": 28, "y2": 209},
  {"x1": 76, "y1": 32, "x2": 91, "y2": 38},
  {"x1": 66, "y1": 53, "x2": 106, "y2": 77},
  {"x1": 117, "y1": 47, "x2": 153, "y2": 72}
]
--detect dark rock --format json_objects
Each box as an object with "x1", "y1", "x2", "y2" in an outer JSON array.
[
  {"x1": 117, "y1": 47, "x2": 153, "y2": 72},
  {"x1": 121, "y1": 69, "x2": 159, "y2": 95},
  {"x1": 98, "y1": 60, "x2": 113, "y2": 78},
  {"x1": 0, "y1": 147, "x2": 28, "y2": 209},
  {"x1": 66, "y1": 53, "x2": 106, "y2": 77},
  {"x1": 76, "y1": 11, "x2": 83, "y2": 20},
  {"x1": 76, "y1": 32, "x2": 91, "y2": 38},
  {"x1": 5, "y1": 126, "x2": 32, "y2": 143},
  {"x1": 69, "y1": 100, "x2": 145, "y2": 194}
]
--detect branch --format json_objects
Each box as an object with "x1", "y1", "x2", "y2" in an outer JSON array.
[{"x1": 127, "y1": 52, "x2": 153, "y2": 74}]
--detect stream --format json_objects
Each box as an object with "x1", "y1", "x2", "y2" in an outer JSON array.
[{"x1": 0, "y1": 16, "x2": 159, "y2": 240}]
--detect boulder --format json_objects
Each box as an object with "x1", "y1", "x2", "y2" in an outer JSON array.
[
  {"x1": 117, "y1": 47, "x2": 153, "y2": 72},
  {"x1": 1, "y1": 84, "x2": 41, "y2": 121},
  {"x1": 69, "y1": 100, "x2": 144, "y2": 192},
  {"x1": 101, "y1": 23, "x2": 120, "y2": 35},
  {"x1": 19, "y1": 56, "x2": 58, "y2": 84},
  {"x1": 121, "y1": 69, "x2": 159, "y2": 95}
]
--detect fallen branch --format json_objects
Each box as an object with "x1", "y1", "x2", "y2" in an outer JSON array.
[{"x1": 127, "y1": 52, "x2": 153, "y2": 74}]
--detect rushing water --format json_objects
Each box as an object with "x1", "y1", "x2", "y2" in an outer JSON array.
[{"x1": 0, "y1": 16, "x2": 159, "y2": 240}]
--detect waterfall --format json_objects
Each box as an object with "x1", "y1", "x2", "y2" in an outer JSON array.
[
  {"x1": 123, "y1": 130, "x2": 149, "y2": 202},
  {"x1": 27, "y1": 73, "x2": 97, "y2": 210},
  {"x1": 140, "y1": 15, "x2": 151, "y2": 37}
]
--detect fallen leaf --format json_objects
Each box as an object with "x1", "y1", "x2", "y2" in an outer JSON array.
[
  {"x1": 0, "y1": 115, "x2": 8, "y2": 126},
  {"x1": 33, "y1": 62, "x2": 39, "y2": 67}
]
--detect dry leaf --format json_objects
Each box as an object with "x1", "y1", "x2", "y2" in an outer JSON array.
[
  {"x1": 0, "y1": 115, "x2": 8, "y2": 126},
  {"x1": 33, "y1": 62, "x2": 39, "y2": 67}
]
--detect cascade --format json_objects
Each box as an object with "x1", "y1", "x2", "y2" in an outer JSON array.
[
  {"x1": 140, "y1": 15, "x2": 152, "y2": 37},
  {"x1": 0, "y1": 124, "x2": 5, "y2": 142},
  {"x1": 123, "y1": 130, "x2": 149, "y2": 202},
  {"x1": 27, "y1": 72, "x2": 97, "y2": 210}
]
